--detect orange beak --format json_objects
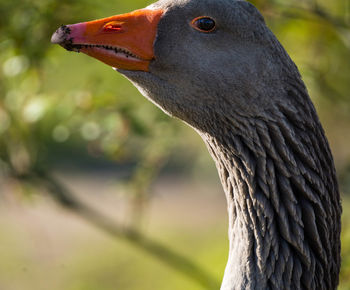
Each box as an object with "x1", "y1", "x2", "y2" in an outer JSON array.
[{"x1": 51, "y1": 9, "x2": 164, "y2": 71}]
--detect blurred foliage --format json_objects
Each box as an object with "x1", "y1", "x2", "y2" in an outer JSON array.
[
  {"x1": 0, "y1": 0, "x2": 350, "y2": 289},
  {"x1": 0, "y1": 0, "x2": 196, "y2": 223}
]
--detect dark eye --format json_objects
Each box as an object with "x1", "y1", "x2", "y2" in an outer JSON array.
[{"x1": 191, "y1": 17, "x2": 216, "y2": 33}]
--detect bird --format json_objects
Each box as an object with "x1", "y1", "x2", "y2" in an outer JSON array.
[{"x1": 51, "y1": 0, "x2": 341, "y2": 289}]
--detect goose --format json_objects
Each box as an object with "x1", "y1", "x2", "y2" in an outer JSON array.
[{"x1": 51, "y1": 0, "x2": 341, "y2": 289}]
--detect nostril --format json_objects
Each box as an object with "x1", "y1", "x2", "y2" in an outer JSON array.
[{"x1": 103, "y1": 21, "x2": 123, "y2": 32}]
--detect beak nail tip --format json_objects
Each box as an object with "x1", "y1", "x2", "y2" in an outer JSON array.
[
  {"x1": 51, "y1": 32, "x2": 61, "y2": 44},
  {"x1": 51, "y1": 25, "x2": 71, "y2": 45}
]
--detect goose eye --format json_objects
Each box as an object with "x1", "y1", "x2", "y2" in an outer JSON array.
[{"x1": 191, "y1": 17, "x2": 216, "y2": 33}]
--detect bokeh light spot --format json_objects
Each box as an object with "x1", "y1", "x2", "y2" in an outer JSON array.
[
  {"x1": 81, "y1": 122, "x2": 101, "y2": 140},
  {"x1": 52, "y1": 125, "x2": 70, "y2": 142},
  {"x1": 3, "y1": 55, "x2": 29, "y2": 77},
  {"x1": 23, "y1": 98, "x2": 46, "y2": 123}
]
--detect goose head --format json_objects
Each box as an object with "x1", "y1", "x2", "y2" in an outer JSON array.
[{"x1": 51, "y1": 0, "x2": 296, "y2": 133}]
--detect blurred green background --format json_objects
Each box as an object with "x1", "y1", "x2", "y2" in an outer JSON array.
[{"x1": 0, "y1": 0, "x2": 349, "y2": 289}]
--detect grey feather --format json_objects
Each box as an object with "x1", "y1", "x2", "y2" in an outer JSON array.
[{"x1": 121, "y1": 0, "x2": 341, "y2": 289}]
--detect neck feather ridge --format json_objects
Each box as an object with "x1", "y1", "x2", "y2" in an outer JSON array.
[{"x1": 201, "y1": 88, "x2": 341, "y2": 290}]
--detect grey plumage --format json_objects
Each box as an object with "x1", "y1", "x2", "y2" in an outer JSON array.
[
  {"x1": 52, "y1": 0, "x2": 342, "y2": 289},
  {"x1": 122, "y1": 1, "x2": 341, "y2": 289}
]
